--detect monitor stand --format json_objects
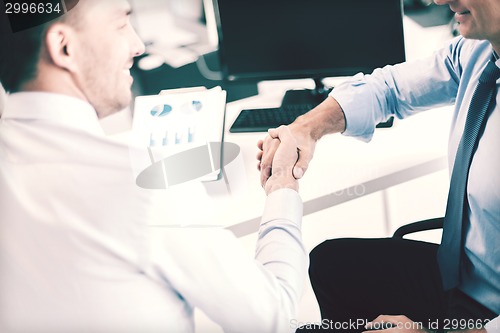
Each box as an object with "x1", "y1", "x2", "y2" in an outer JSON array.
[{"x1": 280, "y1": 78, "x2": 332, "y2": 108}]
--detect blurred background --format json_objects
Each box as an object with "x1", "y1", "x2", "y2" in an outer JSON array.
[
  {"x1": 127, "y1": 0, "x2": 456, "y2": 102},
  {"x1": 0, "y1": 0, "x2": 457, "y2": 120}
]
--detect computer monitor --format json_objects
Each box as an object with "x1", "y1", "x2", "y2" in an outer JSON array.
[{"x1": 212, "y1": 0, "x2": 406, "y2": 105}]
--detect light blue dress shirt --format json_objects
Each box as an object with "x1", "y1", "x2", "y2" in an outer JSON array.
[{"x1": 330, "y1": 37, "x2": 499, "y2": 322}]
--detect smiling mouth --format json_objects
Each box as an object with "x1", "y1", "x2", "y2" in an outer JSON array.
[{"x1": 458, "y1": 10, "x2": 471, "y2": 15}]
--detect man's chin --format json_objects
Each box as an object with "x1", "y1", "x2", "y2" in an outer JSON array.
[
  {"x1": 116, "y1": 91, "x2": 133, "y2": 112},
  {"x1": 456, "y1": 25, "x2": 483, "y2": 41},
  {"x1": 96, "y1": 98, "x2": 132, "y2": 119}
]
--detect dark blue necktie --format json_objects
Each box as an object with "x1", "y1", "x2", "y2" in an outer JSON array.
[{"x1": 437, "y1": 59, "x2": 500, "y2": 291}]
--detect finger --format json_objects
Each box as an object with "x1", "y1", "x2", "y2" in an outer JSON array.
[
  {"x1": 257, "y1": 139, "x2": 264, "y2": 151},
  {"x1": 260, "y1": 140, "x2": 279, "y2": 186},
  {"x1": 273, "y1": 125, "x2": 293, "y2": 141},
  {"x1": 369, "y1": 315, "x2": 397, "y2": 325},
  {"x1": 366, "y1": 315, "x2": 406, "y2": 331},
  {"x1": 256, "y1": 150, "x2": 263, "y2": 162},
  {"x1": 365, "y1": 322, "x2": 395, "y2": 331},
  {"x1": 260, "y1": 164, "x2": 272, "y2": 188},
  {"x1": 366, "y1": 316, "x2": 392, "y2": 330},
  {"x1": 256, "y1": 151, "x2": 263, "y2": 171},
  {"x1": 260, "y1": 138, "x2": 279, "y2": 187},
  {"x1": 267, "y1": 127, "x2": 279, "y2": 139},
  {"x1": 371, "y1": 315, "x2": 406, "y2": 324}
]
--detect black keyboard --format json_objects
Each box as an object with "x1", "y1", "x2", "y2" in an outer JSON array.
[{"x1": 229, "y1": 104, "x2": 315, "y2": 133}]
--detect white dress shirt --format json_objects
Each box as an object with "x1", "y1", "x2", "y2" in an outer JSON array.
[{"x1": 0, "y1": 92, "x2": 307, "y2": 333}]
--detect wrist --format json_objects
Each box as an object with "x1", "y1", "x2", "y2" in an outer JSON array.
[
  {"x1": 265, "y1": 176, "x2": 299, "y2": 195},
  {"x1": 293, "y1": 96, "x2": 346, "y2": 141}
]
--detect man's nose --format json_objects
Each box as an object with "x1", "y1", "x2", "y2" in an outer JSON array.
[{"x1": 131, "y1": 29, "x2": 146, "y2": 57}]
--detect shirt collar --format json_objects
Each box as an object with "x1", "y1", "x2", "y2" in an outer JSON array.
[
  {"x1": 2, "y1": 92, "x2": 104, "y2": 136},
  {"x1": 493, "y1": 50, "x2": 500, "y2": 66}
]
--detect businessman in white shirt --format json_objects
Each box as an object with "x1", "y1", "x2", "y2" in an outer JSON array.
[{"x1": 0, "y1": 1, "x2": 307, "y2": 332}]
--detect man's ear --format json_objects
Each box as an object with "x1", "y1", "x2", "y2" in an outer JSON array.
[{"x1": 44, "y1": 23, "x2": 79, "y2": 73}]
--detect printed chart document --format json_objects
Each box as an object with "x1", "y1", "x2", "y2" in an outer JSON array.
[{"x1": 131, "y1": 86, "x2": 227, "y2": 188}]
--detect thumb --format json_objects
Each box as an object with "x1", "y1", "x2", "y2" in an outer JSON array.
[
  {"x1": 293, "y1": 166, "x2": 304, "y2": 179},
  {"x1": 293, "y1": 149, "x2": 311, "y2": 179}
]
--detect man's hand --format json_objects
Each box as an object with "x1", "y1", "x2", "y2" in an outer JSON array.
[
  {"x1": 257, "y1": 96, "x2": 346, "y2": 188},
  {"x1": 363, "y1": 315, "x2": 487, "y2": 333},
  {"x1": 262, "y1": 126, "x2": 299, "y2": 195},
  {"x1": 364, "y1": 315, "x2": 430, "y2": 333},
  {"x1": 257, "y1": 120, "x2": 317, "y2": 188}
]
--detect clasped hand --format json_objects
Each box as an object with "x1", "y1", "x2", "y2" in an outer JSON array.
[
  {"x1": 255, "y1": 126, "x2": 299, "y2": 194},
  {"x1": 257, "y1": 123, "x2": 316, "y2": 194}
]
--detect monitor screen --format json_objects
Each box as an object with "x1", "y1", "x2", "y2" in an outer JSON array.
[{"x1": 213, "y1": 0, "x2": 406, "y2": 81}]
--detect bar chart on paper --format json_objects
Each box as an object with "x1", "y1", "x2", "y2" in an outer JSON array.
[{"x1": 131, "y1": 87, "x2": 227, "y2": 189}]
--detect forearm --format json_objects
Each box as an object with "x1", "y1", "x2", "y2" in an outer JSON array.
[
  {"x1": 326, "y1": 39, "x2": 462, "y2": 142},
  {"x1": 292, "y1": 96, "x2": 346, "y2": 141},
  {"x1": 255, "y1": 188, "x2": 307, "y2": 327},
  {"x1": 147, "y1": 187, "x2": 306, "y2": 332}
]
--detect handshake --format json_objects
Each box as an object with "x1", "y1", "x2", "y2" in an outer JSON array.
[
  {"x1": 256, "y1": 124, "x2": 316, "y2": 195},
  {"x1": 256, "y1": 97, "x2": 344, "y2": 195}
]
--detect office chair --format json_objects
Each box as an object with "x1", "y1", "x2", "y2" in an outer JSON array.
[{"x1": 392, "y1": 217, "x2": 444, "y2": 239}]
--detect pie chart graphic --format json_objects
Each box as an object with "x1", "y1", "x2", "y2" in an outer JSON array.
[
  {"x1": 136, "y1": 142, "x2": 240, "y2": 189},
  {"x1": 181, "y1": 100, "x2": 204, "y2": 115},
  {"x1": 192, "y1": 100, "x2": 203, "y2": 111},
  {"x1": 150, "y1": 104, "x2": 173, "y2": 117}
]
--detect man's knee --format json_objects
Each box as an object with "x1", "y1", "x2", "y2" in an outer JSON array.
[{"x1": 309, "y1": 238, "x2": 361, "y2": 284}]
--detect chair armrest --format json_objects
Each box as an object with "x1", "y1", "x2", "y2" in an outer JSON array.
[{"x1": 392, "y1": 217, "x2": 444, "y2": 238}]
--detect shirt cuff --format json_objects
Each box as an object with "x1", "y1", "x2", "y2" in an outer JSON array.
[
  {"x1": 485, "y1": 316, "x2": 500, "y2": 333},
  {"x1": 329, "y1": 73, "x2": 377, "y2": 142},
  {"x1": 261, "y1": 188, "x2": 302, "y2": 228}
]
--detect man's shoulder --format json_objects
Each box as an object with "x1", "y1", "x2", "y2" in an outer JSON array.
[
  {"x1": 444, "y1": 37, "x2": 493, "y2": 78},
  {"x1": 451, "y1": 37, "x2": 493, "y2": 61}
]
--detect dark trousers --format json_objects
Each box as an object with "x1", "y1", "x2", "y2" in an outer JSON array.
[{"x1": 300, "y1": 238, "x2": 496, "y2": 332}]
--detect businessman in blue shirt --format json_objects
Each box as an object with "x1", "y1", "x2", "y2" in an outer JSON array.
[{"x1": 259, "y1": 0, "x2": 499, "y2": 332}]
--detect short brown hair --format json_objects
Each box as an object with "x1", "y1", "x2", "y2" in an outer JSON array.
[{"x1": 0, "y1": 0, "x2": 80, "y2": 92}]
